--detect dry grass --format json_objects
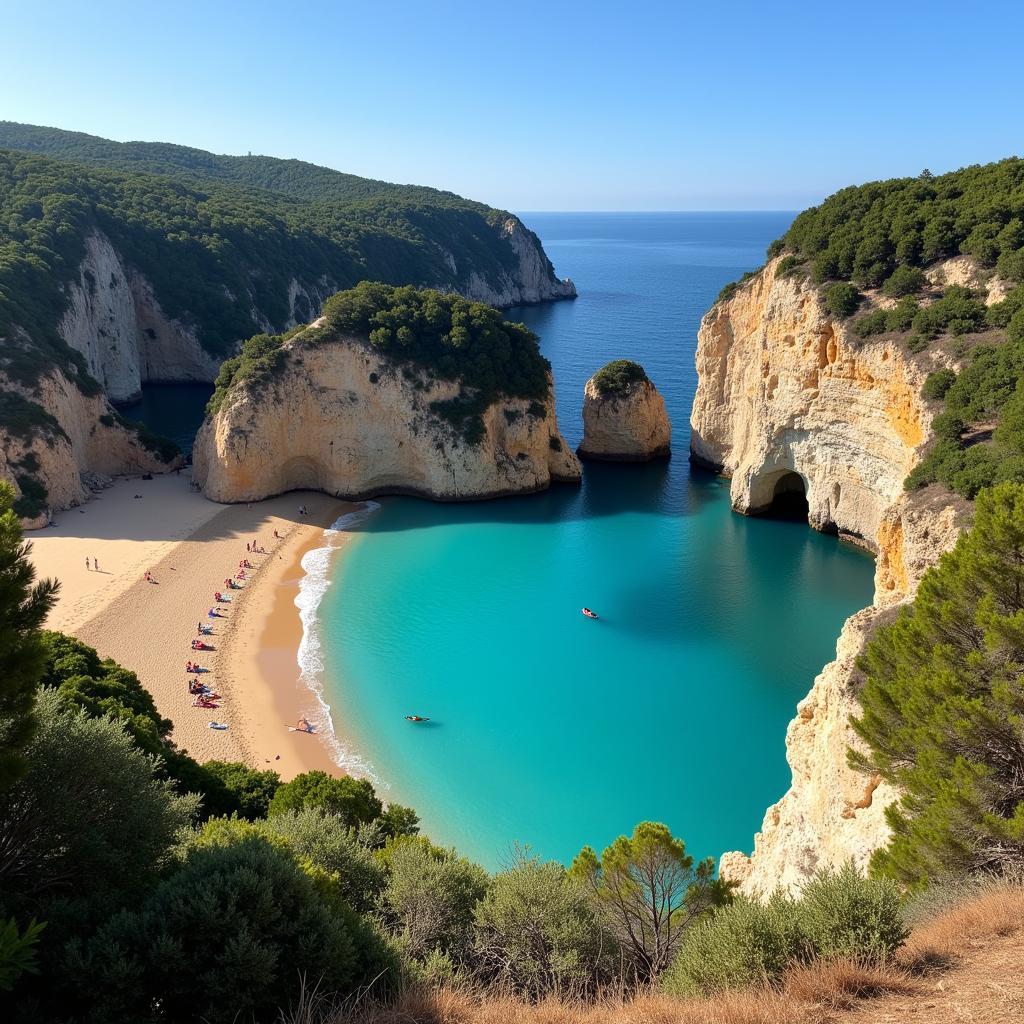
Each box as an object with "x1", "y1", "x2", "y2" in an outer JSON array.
[
  {"x1": 898, "y1": 881, "x2": 1024, "y2": 970},
  {"x1": 292, "y1": 880, "x2": 1024, "y2": 1024}
]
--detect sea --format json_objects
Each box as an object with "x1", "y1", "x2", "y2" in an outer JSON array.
[{"x1": 129, "y1": 213, "x2": 876, "y2": 869}]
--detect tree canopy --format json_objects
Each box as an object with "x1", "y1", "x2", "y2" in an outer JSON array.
[{"x1": 852, "y1": 482, "x2": 1024, "y2": 883}]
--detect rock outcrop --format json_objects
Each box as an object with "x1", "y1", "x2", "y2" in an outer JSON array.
[
  {"x1": 691, "y1": 256, "x2": 970, "y2": 894},
  {"x1": 193, "y1": 328, "x2": 580, "y2": 503},
  {"x1": 58, "y1": 231, "x2": 222, "y2": 402},
  {"x1": 577, "y1": 367, "x2": 671, "y2": 461},
  {"x1": 460, "y1": 217, "x2": 576, "y2": 307},
  {"x1": 0, "y1": 363, "x2": 182, "y2": 523}
]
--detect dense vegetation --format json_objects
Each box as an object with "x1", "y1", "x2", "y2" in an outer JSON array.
[
  {"x1": 209, "y1": 283, "x2": 552, "y2": 443},
  {"x1": 852, "y1": 482, "x2": 1024, "y2": 883},
  {"x1": 590, "y1": 359, "x2": 648, "y2": 396},
  {"x1": 780, "y1": 160, "x2": 1024, "y2": 290}
]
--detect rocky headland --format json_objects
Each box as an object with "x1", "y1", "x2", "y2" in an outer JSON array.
[
  {"x1": 577, "y1": 360, "x2": 671, "y2": 461},
  {"x1": 691, "y1": 255, "x2": 979, "y2": 894},
  {"x1": 193, "y1": 287, "x2": 581, "y2": 504}
]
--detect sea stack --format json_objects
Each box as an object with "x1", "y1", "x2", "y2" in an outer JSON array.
[{"x1": 577, "y1": 360, "x2": 671, "y2": 461}]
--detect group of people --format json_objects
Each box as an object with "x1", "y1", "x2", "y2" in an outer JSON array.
[{"x1": 188, "y1": 541, "x2": 263, "y2": 729}]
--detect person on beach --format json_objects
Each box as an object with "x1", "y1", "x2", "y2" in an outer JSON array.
[
  {"x1": 246, "y1": 542, "x2": 251, "y2": 553},
  {"x1": 94, "y1": 557, "x2": 100, "y2": 572},
  {"x1": 295, "y1": 716, "x2": 314, "y2": 733},
  {"x1": 85, "y1": 557, "x2": 90, "y2": 571}
]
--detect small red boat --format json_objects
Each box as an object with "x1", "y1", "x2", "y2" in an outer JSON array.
[
  {"x1": 405, "y1": 715, "x2": 430, "y2": 723},
  {"x1": 582, "y1": 607, "x2": 599, "y2": 620}
]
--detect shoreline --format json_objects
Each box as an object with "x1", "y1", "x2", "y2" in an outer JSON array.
[{"x1": 31, "y1": 474, "x2": 372, "y2": 777}]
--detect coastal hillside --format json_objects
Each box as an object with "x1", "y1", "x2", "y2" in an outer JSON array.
[
  {"x1": 0, "y1": 125, "x2": 574, "y2": 522},
  {"x1": 193, "y1": 282, "x2": 581, "y2": 502},
  {"x1": 692, "y1": 158, "x2": 1024, "y2": 895}
]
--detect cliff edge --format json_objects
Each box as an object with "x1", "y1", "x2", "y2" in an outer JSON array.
[{"x1": 691, "y1": 256, "x2": 969, "y2": 894}]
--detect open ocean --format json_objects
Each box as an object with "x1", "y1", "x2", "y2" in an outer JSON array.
[{"x1": 304, "y1": 213, "x2": 876, "y2": 868}]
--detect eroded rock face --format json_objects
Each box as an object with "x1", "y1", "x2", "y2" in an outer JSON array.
[
  {"x1": 0, "y1": 365, "x2": 182, "y2": 521},
  {"x1": 691, "y1": 257, "x2": 969, "y2": 894},
  {"x1": 461, "y1": 217, "x2": 576, "y2": 306},
  {"x1": 193, "y1": 330, "x2": 581, "y2": 503},
  {"x1": 58, "y1": 231, "x2": 221, "y2": 402},
  {"x1": 578, "y1": 376, "x2": 671, "y2": 461}
]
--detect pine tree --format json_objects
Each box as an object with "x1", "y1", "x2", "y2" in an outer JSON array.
[
  {"x1": 851, "y1": 482, "x2": 1024, "y2": 883},
  {"x1": 0, "y1": 482, "x2": 58, "y2": 789}
]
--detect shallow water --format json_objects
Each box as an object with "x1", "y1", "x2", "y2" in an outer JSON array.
[{"x1": 314, "y1": 213, "x2": 876, "y2": 868}]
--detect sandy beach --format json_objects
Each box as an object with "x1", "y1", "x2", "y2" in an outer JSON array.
[{"x1": 27, "y1": 472, "x2": 365, "y2": 779}]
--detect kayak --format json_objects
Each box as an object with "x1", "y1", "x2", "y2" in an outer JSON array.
[
  {"x1": 405, "y1": 715, "x2": 430, "y2": 722},
  {"x1": 582, "y1": 608, "x2": 599, "y2": 619}
]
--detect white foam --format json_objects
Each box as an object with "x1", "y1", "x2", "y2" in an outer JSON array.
[{"x1": 294, "y1": 502, "x2": 381, "y2": 779}]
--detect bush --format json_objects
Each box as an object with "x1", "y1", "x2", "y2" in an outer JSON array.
[
  {"x1": 882, "y1": 266, "x2": 926, "y2": 298},
  {"x1": 662, "y1": 892, "x2": 806, "y2": 996},
  {"x1": 474, "y1": 852, "x2": 611, "y2": 997},
  {"x1": 378, "y1": 836, "x2": 489, "y2": 965},
  {"x1": 852, "y1": 309, "x2": 888, "y2": 338},
  {"x1": 590, "y1": 359, "x2": 648, "y2": 396},
  {"x1": 70, "y1": 835, "x2": 395, "y2": 1023},
  {"x1": 268, "y1": 770, "x2": 382, "y2": 827},
  {"x1": 823, "y1": 282, "x2": 861, "y2": 318},
  {"x1": 766, "y1": 238, "x2": 785, "y2": 260},
  {"x1": 663, "y1": 864, "x2": 906, "y2": 997},
  {"x1": 199, "y1": 760, "x2": 280, "y2": 819},
  {"x1": 795, "y1": 863, "x2": 907, "y2": 960},
  {"x1": 775, "y1": 254, "x2": 802, "y2": 277},
  {"x1": 923, "y1": 369, "x2": 956, "y2": 401}
]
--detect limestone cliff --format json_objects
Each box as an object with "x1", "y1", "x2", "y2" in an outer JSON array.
[
  {"x1": 460, "y1": 217, "x2": 576, "y2": 307},
  {"x1": 0, "y1": 363, "x2": 182, "y2": 524},
  {"x1": 578, "y1": 371, "x2": 671, "y2": 461},
  {"x1": 691, "y1": 256, "x2": 969, "y2": 894},
  {"x1": 193, "y1": 329, "x2": 580, "y2": 503},
  {"x1": 58, "y1": 231, "x2": 222, "y2": 402}
]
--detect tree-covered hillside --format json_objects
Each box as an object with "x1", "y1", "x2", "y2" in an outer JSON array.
[{"x1": 0, "y1": 121, "x2": 473, "y2": 206}]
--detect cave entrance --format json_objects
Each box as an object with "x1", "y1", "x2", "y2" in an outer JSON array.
[{"x1": 762, "y1": 471, "x2": 809, "y2": 522}]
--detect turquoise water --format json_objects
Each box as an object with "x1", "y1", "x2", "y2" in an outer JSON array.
[{"x1": 316, "y1": 213, "x2": 876, "y2": 869}]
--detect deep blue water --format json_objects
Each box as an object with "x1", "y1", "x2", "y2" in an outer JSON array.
[
  {"x1": 313, "y1": 213, "x2": 876, "y2": 869},
  {"x1": 119, "y1": 382, "x2": 213, "y2": 455}
]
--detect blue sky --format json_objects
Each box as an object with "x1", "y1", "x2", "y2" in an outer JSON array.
[{"x1": 3, "y1": 0, "x2": 1022, "y2": 211}]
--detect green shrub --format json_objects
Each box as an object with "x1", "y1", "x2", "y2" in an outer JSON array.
[
  {"x1": 474, "y1": 852, "x2": 611, "y2": 997},
  {"x1": 663, "y1": 863, "x2": 906, "y2": 997},
  {"x1": 775, "y1": 255, "x2": 802, "y2": 277},
  {"x1": 766, "y1": 238, "x2": 785, "y2": 260},
  {"x1": 923, "y1": 369, "x2": 956, "y2": 401},
  {"x1": 662, "y1": 892, "x2": 806, "y2": 996},
  {"x1": 378, "y1": 836, "x2": 489, "y2": 964},
  {"x1": 70, "y1": 835, "x2": 395, "y2": 1023},
  {"x1": 717, "y1": 281, "x2": 738, "y2": 303},
  {"x1": 906, "y1": 333, "x2": 928, "y2": 353},
  {"x1": 852, "y1": 309, "x2": 888, "y2": 338},
  {"x1": 912, "y1": 286, "x2": 986, "y2": 339},
  {"x1": 591, "y1": 359, "x2": 648, "y2": 396},
  {"x1": 268, "y1": 770, "x2": 382, "y2": 827},
  {"x1": 794, "y1": 863, "x2": 907, "y2": 960},
  {"x1": 12, "y1": 474, "x2": 47, "y2": 518},
  {"x1": 887, "y1": 297, "x2": 920, "y2": 332},
  {"x1": 823, "y1": 282, "x2": 861, "y2": 318},
  {"x1": 882, "y1": 266, "x2": 926, "y2": 297}
]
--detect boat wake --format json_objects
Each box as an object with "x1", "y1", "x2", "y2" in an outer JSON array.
[{"x1": 295, "y1": 501, "x2": 381, "y2": 780}]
